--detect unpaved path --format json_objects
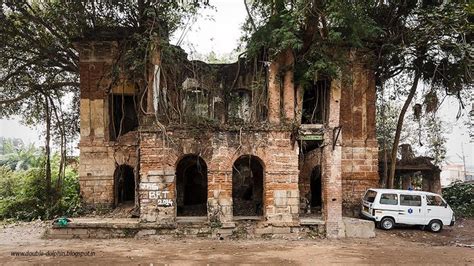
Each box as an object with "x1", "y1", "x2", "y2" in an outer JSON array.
[{"x1": 0, "y1": 219, "x2": 473, "y2": 265}]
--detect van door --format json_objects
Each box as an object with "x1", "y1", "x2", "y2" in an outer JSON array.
[
  {"x1": 398, "y1": 194, "x2": 424, "y2": 225},
  {"x1": 377, "y1": 193, "x2": 399, "y2": 222},
  {"x1": 426, "y1": 195, "x2": 451, "y2": 224}
]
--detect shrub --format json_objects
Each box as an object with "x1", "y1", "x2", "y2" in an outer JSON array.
[
  {"x1": 0, "y1": 154, "x2": 82, "y2": 221},
  {"x1": 443, "y1": 181, "x2": 474, "y2": 218}
]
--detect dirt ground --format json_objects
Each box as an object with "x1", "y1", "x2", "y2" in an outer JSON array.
[{"x1": 0, "y1": 219, "x2": 473, "y2": 265}]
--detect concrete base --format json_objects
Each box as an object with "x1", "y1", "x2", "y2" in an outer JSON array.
[
  {"x1": 343, "y1": 217, "x2": 375, "y2": 238},
  {"x1": 45, "y1": 217, "x2": 329, "y2": 239}
]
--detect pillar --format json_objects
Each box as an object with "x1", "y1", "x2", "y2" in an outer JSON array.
[
  {"x1": 322, "y1": 79, "x2": 345, "y2": 238},
  {"x1": 268, "y1": 60, "x2": 281, "y2": 124},
  {"x1": 283, "y1": 49, "x2": 295, "y2": 121}
]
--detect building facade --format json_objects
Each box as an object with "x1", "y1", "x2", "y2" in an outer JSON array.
[{"x1": 76, "y1": 32, "x2": 378, "y2": 238}]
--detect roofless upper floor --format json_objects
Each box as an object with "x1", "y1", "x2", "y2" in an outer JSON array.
[{"x1": 75, "y1": 28, "x2": 375, "y2": 144}]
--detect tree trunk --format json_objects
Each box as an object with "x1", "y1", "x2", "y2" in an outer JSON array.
[
  {"x1": 381, "y1": 82, "x2": 389, "y2": 188},
  {"x1": 382, "y1": 140, "x2": 388, "y2": 187},
  {"x1": 44, "y1": 95, "x2": 52, "y2": 207},
  {"x1": 388, "y1": 71, "x2": 421, "y2": 188}
]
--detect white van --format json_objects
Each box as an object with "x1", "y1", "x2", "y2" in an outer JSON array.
[{"x1": 361, "y1": 189, "x2": 455, "y2": 232}]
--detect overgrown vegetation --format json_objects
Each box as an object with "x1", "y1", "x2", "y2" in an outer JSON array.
[
  {"x1": 243, "y1": 1, "x2": 472, "y2": 188},
  {"x1": 443, "y1": 181, "x2": 474, "y2": 218},
  {"x1": 0, "y1": 0, "x2": 209, "y2": 218},
  {"x1": 0, "y1": 140, "x2": 81, "y2": 221}
]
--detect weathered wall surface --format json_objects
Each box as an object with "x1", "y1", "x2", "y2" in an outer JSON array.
[
  {"x1": 138, "y1": 129, "x2": 300, "y2": 226},
  {"x1": 77, "y1": 41, "x2": 138, "y2": 207},
  {"x1": 339, "y1": 54, "x2": 379, "y2": 215},
  {"x1": 76, "y1": 35, "x2": 378, "y2": 238}
]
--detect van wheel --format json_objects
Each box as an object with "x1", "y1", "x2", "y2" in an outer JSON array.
[
  {"x1": 380, "y1": 217, "x2": 395, "y2": 230},
  {"x1": 429, "y1": 220, "x2": 443, "y2": 233}
]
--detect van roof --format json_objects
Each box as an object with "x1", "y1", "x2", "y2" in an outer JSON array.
[{"x1": 366, "y1": 188, "x2": 441, "y2": 196}]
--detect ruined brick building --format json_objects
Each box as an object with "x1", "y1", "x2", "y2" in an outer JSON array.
[{"x1": 76, "y1": 29, "x2": 378, "y2": 238}]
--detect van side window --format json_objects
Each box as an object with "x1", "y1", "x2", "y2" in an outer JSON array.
[
  {"x1": 380, "y1": 193, "x2": 398, "y2": 205},
  {"x1": 400, "y1": 195, "x2": 422, "y2": 206},
  {"x1": 427, "y1": 195, "x2": 444, "y2": 206}
]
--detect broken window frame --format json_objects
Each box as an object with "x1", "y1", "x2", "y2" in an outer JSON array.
[
  {"x1": 108, "y1": 92, "x2": 139, "y2": 141},
  {"x1": 228, "y1": 88, "x2": 252, "y2": 123}
]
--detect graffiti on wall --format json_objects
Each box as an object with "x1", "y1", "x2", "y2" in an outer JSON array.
[{"x1": 141, "y1": 183, "x2": 174, "y2": 207}]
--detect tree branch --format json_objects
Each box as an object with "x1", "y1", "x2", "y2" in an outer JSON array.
[
  {"x1": 244, "y1": 0, "x2": 257, "y2": 32},
  {"x1": 0, "y1": 82, "x2": 79, "y2": 105}
]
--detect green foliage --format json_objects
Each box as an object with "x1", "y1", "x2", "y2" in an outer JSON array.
[
  {"x1": 0, "y1": 139, "x2": 42, "y2": 171},
  {"x1": 443, "y1": 182, "x2": 474, "y2": 218},
  {"x1": 0, "y1": 0, "x2": 209, "y2": 142},
  {"x1": 0, "y1": 151, "x2": 81, "y2": 221},
  {"x1": 424, "y1": 114, "x2": 447, "y2": 165},
  {"x1": 243, "y1": 0, "x2": 382, "y2": 83}
]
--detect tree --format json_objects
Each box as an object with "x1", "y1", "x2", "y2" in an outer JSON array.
[
  {"x1": 375, "y1": 2, "x2": 472, "y2": 188},
  {"x1": 242, "y1": 0, "x2": 381, "y2": 82},
  {"x1": 243, "y1": 1, "x2": 472, "y2": 188},
  {"x1": 0, "y1": 0, "x2": 207, "y2": 206},
  {"x1": 425, "y1": 113, "x2": 447, "y2": 165}
]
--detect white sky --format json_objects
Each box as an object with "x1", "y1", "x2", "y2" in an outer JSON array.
[
  {"x1": 0, "y1": 0, "x2": 472, "y2": 166},
  {"x1": 170, "y1": 0, "x2": 246, "y2": 60}
]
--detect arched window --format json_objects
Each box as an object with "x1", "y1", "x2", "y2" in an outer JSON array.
[
  {"x1": 232, "y1": 155, "x2": 264, "y2": 216},
  {"x1": 176, "y1": 155, "x2": 208, "y2": 216}
]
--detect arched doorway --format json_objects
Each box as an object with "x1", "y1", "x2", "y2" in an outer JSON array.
[
  {"x1": 232, "y1": 155, "x2": 264, "y2": 216},
  {"x1": 176, "y1": 155, "x2": 208, "y2": 216},
  {"x1": 114, "y1": 164, "x2": 135, "y2": 206}
]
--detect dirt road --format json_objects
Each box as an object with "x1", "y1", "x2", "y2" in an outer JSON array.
[{"x1": 0, "y1": 219, "x2": 473, "y2": 265}]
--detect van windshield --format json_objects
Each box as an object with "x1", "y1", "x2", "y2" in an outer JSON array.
[{"x1": 363, "y1": 190, "x2": 377, "y2": 203}]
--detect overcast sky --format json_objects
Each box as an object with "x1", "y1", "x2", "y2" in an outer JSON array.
[{"x1": 0, "y1": 0, "x2": 472, "y2": 165}]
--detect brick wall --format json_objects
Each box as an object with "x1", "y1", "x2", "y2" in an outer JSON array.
[
  {"x1": 138, "y1": 130, "x2": 300, "y2": 226},
  {"x1": 339, "y1": 54, "x2": 379, "y2": 215},
  {"x1": 76, "y1": 36, "x2": 378, "y2": 237},
  {"x1": 77, "y1": 41, "x2": 139, "y2": 208}
]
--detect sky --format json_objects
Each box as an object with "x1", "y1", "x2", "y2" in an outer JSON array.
[
  {"x1": 171, "y1": 0, "x2": 246, "y2": 60},
  {"x1": 0, "y1": 0, "x2": 472, "y2": 165}
]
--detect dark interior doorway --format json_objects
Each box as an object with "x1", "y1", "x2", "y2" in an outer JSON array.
[
  {"x1": 310, "y1": 166, "x2": 322, "y2": 209},
  {"x1": 114, "y1": 164, "x2": 135, "y2": 206},
  {"x1": 232, "y1": 155, "x2": 264, "y2": 216},
  {"x1": 176, "y1": 155, "x2": 208, "y2": 216}
]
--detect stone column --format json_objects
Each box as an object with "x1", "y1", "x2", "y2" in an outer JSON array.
[
  {"x1": 432, "y1": 171, "x2": 442, "y2": 194},
  {"x1": 139, "y1": 133, "x2": 177, "y2": 225},
  {"x1": 283, "y1": 50, "x2": 295, "y2": 122},
  {"x1": 207, "y1": 170, "x2": 234, "y2": 227},
  {"x1": 322, "y1": 79, "x2": 345, "y2": 238},
  {"x1": 268, "y1": 60, "x2": 281, "y2": 124}
]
